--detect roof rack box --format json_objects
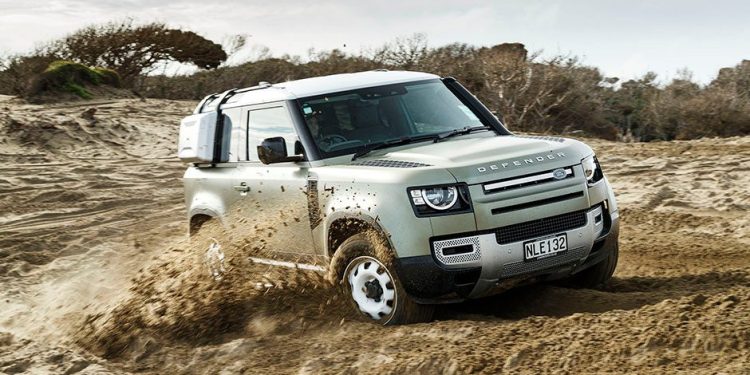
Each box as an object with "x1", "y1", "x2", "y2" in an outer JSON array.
[{"x1": 178, "y1": 111, "x2": 227, "y2": 163}]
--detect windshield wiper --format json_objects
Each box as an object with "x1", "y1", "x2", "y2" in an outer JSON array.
[
  {"x1": 351, "y1": 135, "x2": 437, "y2": 161},
  {"x1": 350, "y1": 126, "x2": 491, "y2": 161},
  {"x1": 434, "y1": 125, "x2": 491, "y2": 142}
]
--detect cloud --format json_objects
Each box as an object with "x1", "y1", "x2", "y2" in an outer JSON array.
[
  {"x1": 611, "y1": 54, "x2": 649, "y2": 81},
  {"x1": 1, "y1": 0, "x2": 748, "y2": 83}
]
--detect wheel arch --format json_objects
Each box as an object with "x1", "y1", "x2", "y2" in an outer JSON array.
[
  {"x1": 325, "y1": 213, "x2": 393, "y2": 258},
  {"x1": 188, "y1": 207, "x2": 224, "y2": 236},
  {"x1": 189, "y1": 214, "x2": 214, "y2": 236}
]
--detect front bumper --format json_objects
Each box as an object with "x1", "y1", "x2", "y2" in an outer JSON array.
[{"x1": 394, "y1": 204, "x2": 619, "y2": 302}]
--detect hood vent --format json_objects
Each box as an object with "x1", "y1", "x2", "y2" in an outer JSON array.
[
  {"x1": 352, "y1": 159, "x2": 431, "y2": 168},
  {"x1": 514, "y1": 135, "x2": 565, "y2": 143}
]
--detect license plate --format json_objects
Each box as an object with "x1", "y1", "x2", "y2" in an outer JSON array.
[{"x1": 523, "y1": 234, "x2": 567, "y2": 261}]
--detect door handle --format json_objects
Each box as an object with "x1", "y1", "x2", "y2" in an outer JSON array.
[{"x1": 233, "y1": 182, "x2": 250, "y2": 193}]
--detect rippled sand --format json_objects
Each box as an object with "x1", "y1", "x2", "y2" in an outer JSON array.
[{"x1": 0, "y1": 96, "x2": 748, "y2": 374}]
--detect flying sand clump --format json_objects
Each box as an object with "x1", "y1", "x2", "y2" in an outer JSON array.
[{"x1": 74, "y1": 201, "x2": 357, "y2": 360}]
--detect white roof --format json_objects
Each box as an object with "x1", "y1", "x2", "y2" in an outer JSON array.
[{"x1": 223, "y1": 70, "x2": 439, "y2": 108}]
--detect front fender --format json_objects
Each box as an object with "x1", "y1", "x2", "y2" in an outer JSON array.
[
  {"x1": 320, "y1": 211, "x2": 391, "y2": 254},
  {"x1": 309, "y1": 165, "x2": 458, "y2": 259},
  {"x1": 315, "y1": 185, "x2": 435, "y2": 259}
]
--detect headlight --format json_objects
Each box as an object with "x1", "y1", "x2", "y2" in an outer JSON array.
[
  {"x1": 421, "y1": 186, "x2": 458, "y2": 210},
  {"x1": 408, "y1": 184, "x2": 472, "y2": 217},
  {"x1": 582, "y1": 155, "x2": 604, "y2": 183}
]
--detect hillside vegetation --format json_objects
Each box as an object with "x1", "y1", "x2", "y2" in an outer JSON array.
[
  {"x1": 1, "y1": 24, "x2": 749, "y2": 141},
  {"x1": 139, "y1": 40, "x2": 750, "y2": 141}
]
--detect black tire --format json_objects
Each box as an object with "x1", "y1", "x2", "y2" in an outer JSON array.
[
  {"x1": 567, "y1": 243, "x2": 619, "y2": 289},
  {"x1": 329, "y1": 233, "x2": 434, "y2": 325}
]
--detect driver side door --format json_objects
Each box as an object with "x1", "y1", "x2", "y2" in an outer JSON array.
[{"x1": 231, "y1": 103, "x2": 319, "y2": 258}]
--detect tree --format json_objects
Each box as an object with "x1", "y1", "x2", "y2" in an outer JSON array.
[
  {"x1": 605, "y1": 72, "x2": 661, "y2": 140},
  {"x1": 372, "y1": 33, "x2": 429, "y2": 69},
  {"x1": 0, "y1": 54, "x2": 57, "y2": 95},
  {"x1": 44, "y1": 20, "x2": 227, "y2": 85},
  {"x1": 711, "y1": 60, "x2": 750, "y2": 98}
]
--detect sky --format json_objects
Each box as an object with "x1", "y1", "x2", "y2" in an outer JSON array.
[{"x1": 1, "y1": 0, "x2": 748, "y2": 84}]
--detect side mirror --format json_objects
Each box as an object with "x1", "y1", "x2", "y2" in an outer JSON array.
[{"x1": 257, "y1": 137, "x2": 303, "y2": 164}]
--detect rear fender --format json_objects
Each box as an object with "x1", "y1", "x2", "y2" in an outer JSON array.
[{"x1": 187, "y1": 192, "x2": 228, "y2": 233}]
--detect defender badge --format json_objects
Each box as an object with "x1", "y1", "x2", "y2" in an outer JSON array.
[{"x1": 477, "y1": 152, "x2": 567, "y2": 173}]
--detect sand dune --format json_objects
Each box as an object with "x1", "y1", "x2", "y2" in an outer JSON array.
[{"x1": 0, "y1": 98, "x2": 748, "y2": 374}]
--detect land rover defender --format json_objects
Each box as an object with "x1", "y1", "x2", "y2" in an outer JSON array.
[{"x1": 178, "y1": 71, "x2": 619, "y2": 325}]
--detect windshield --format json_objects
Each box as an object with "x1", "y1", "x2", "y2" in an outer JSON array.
[{"x1": 298, "y1": 79, "x2": 487, "y2": 158}]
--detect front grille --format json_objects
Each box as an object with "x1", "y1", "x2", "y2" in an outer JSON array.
[
  {"x1": 495, "y1": 209, "x2": 588, "y2": 244},
  {"x1": 483, "y1": 167, "x2": 574, "y2": 194},
  {"x1": 491, "y1": 191, "x2": 583, "y2": 215}
]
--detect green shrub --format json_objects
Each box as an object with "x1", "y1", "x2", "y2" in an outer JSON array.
[
  {"x1": 26, "y1": 60, "x2": 121, "y2": 99},
  {"x1": 44, "y1": 60, "x2": 102, "y2": 84},
  {"x1": 92, "y1": 67, "x2": 121, "y2": 87},
  {"x1": 63, "y1": 82, "x2": 93, "y2": 99}
]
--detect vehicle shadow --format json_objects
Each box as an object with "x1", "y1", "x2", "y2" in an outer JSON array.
[{"x1": 435, "y1": 270, "x2": 749, "y2": 321}]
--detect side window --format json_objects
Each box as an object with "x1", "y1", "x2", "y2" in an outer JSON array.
[
  {"x1": 247, "y1": 106, "x2": 298, "y2": 161},
  {"x1": 225, "y1": 108, "x2": 244, "y2": 162}
]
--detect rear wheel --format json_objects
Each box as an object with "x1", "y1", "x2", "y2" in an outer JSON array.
[
  {"x1": 568, "y1": 243, "x2": 619, "y2": 288},
  {"x1": 332, "y1": 233, "x2": 434, "y2": 325}
]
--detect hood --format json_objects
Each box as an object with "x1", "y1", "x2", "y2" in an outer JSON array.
[{"x1": 358, "y1": 134, "x2": 593, "y2": 185}]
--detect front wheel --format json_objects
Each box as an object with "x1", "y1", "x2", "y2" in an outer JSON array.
[
  {"x1": 333, "y1": 233, "x2": 434, "y2": 325},
  {"x1": 567, "y1": 243, "x2": 619, "y2": 289}
]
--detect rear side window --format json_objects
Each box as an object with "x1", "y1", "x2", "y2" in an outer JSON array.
[{"x1": 246, "y1": 106, "x2": 298, "y2": 161}]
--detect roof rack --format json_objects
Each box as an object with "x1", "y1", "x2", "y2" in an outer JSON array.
[
  {"x1": 233, "y1": 81, "x2": 272, "y2": 95},
  {"x1": 193, "y1": 93, "x2": 219, "y2": 114},
  {"x1": 194, "y1": 81, "x2": 274, "y2": 114}
]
